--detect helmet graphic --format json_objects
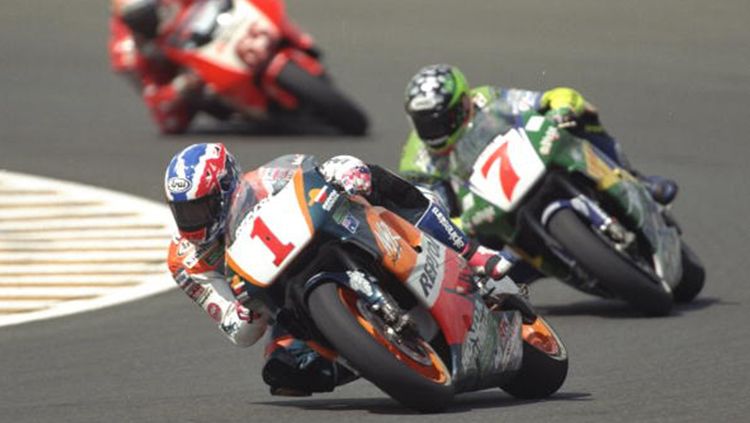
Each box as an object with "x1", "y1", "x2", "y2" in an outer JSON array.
[
  {"x1": 405, "y1": 64, "x2": 472, "y2": 153},
  {"x1": 320, "y1": 155, "x2": 372, "y2": 196},
  {"x1": 165, "y1": 143, "x2": 241, "y2": 246}
]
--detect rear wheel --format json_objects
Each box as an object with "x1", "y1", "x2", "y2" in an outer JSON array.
[
  {"x1": 547, "y1": 208, "x2": 673, "y2": 316},
  {"x1": 673, "y1": 241, "x2": 705, "y2": 303},
  {"x1": 275, "y1": 62, "x2": 368, "y2": 135},
  {"x1": 307, "y1": 282, "x2": 453, "y2": 412},
  {"x1": 501, "y1": 317, "x2": 568, "y2": 399}
]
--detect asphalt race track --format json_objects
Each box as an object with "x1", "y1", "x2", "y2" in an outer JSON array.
[{"x1": 2, "y1": 1, "x2": 749, "y2": 421}]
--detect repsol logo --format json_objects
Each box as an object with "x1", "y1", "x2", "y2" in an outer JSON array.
[
  {"x1": 419, "y1": 238, "x2": 442, "y2": 297},
  {"x1": 430, "y1": 206, "x2": 466, "y2": 251}
]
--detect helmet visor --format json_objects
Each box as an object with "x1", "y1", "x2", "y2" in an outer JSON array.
[
  {"x1": 169, "y1": 193, "x2": 222, "y2": 233},
  {"x1": 410, "y1": 93, "x2": 470, "y2": 142}
]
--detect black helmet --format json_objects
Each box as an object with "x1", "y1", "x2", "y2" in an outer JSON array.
[{"x1": 405, "y1": 64, "x2": 472, "y2": 153}]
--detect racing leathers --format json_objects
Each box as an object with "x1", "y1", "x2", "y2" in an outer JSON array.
[{"x1": 167, "y1": 234, "x2": 268, "y2": 346}]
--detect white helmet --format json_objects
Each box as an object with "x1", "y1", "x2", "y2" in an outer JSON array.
[{"x1": 320, "y1": 155, "x2": 372, "y2": 196}]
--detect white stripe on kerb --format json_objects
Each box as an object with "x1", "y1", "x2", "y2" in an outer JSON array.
[{"x1": 0, "y1": 170, "x2": 176, "y2": 327}]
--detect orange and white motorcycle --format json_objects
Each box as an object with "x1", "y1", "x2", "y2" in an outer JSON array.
[
  {"x1": 225, "y1": 155, "x2": 568, "y2": 412},
  {"x1": 159, "y1": 0, "x2": 368, "y2": 134}
]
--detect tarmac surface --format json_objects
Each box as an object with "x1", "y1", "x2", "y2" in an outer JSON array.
[{"x1": 1, "y1": 0, "x2": 749, "y2": 421}]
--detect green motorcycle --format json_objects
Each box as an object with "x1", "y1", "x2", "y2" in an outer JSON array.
[{"x1": 453, "y1": 108, "x2": 705, "y2": 316}]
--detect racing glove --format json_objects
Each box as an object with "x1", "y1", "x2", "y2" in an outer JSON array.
[{"x1": 462, "y1": 240, "x2": 516, "y2": 280}]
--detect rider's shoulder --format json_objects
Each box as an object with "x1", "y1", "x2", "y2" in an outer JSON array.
[
  {"x1": 469, "y1": 85, "x2": 497, "y2": 107},
  {"x1": 168, "y1": 237, "x2": 225, "y2": 276}
]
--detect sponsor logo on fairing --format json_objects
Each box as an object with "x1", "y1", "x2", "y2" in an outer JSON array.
[
  {"x1": 307, "y1": 187, "x2": 328, "y2": 206},
  {"x1": 167, "y1": 177, "x2": 192, "y2": 193},
  {"x1": 374, "y1": 220, "x2": 402, "y2": 263},
  {"x1": 322, "y1": 191, "x2": 339, "y2": 211},
  {"x1": 341, "y1": 213, "x2": 360, "y2": 234},
  {"x1": 429, "y1": 206, "x2": 466, "y2": 251},
  {"x1": 418, "y1": 237, "x2": 442, "y2": 297},
  {"x1": 461, "y1": 298, "x2": 491, "y2": 373},
  {"x1": 539, "y1": 126, "x2": 560, "y2": 156}
]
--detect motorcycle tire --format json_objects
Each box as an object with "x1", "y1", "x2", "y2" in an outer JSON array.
[
  {"x1": 500, "y1": 317, "x2": 568, "y2": 399},
  {"x1": 672, "y1": 241, "x2": 705, "y2": 303},
  {"x1": 307, "y1": 282, "x2": 454, "y2": 412},
  {"x1": 275, "y1": 62, "x2": 368, "y2": 135},
  {"x1": 547, "y1": 208, "x2": 673, "y2": 316}
]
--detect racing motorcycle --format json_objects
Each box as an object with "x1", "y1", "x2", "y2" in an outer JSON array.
[
  {"x1": 454, "y1": 107, "x2": 705, "y2": 316},
  {"x1": 225, "y1": 155, "x2": 567, "y2": 412},
  {"x1": 159, "y1": 0, "x2": 368, "y2": 134}
]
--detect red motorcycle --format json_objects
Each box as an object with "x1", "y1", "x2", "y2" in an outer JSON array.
[
  {"x1": 160, "y1": 0, "x2": 368, "y2": 134},
  {"x1": 226, "y1": 155, "x2": 568, "y2": 412}
]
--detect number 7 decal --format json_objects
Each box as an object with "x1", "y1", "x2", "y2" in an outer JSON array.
[{"x1": 480, "y1": 141, "x2": 520, "y2": 201}]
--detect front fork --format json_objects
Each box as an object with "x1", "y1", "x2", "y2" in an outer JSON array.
[
  {"x1": 305, "y1": 270, "x2": 417, "y2": 338},
  {"x1": 541, "y1": 195, "x2": 635, "y2": 250}
]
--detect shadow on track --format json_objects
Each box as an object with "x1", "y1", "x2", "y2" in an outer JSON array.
[
  {"x1": 256, "y1": 391, "x2": 591, "y2": 415},
  {"x1": 536, "y1": 296, "x2": 722, "y2": 319}
]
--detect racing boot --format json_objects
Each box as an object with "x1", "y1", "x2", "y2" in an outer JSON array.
[
  {"x1": 639, "y1": 175, "x2": 679, "y2": 206},
  {"x1": 262, "y1": 334, "x2": 356, "y2": 397}
]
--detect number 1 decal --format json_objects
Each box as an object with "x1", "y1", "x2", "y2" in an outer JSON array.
[
  {"x1": 480, "y1": 141, "x2": 520, "y2": 200},
  {"x1": 250, "y1": 216, "x2": 294, "y2": 266}
]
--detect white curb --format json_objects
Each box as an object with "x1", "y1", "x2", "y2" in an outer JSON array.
[{"x1": 0, "y1": 170, "x2": 176, "y2": 328}]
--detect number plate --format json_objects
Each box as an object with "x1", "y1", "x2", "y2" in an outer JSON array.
[{"x1": 469, "y1": 128, "x2": 546, "y2": 211}]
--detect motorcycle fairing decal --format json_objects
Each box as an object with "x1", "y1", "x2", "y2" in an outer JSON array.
[
  {"x1": 226, "y1": 170, "x2": 313, "y2": 286},
  {"x1": 581, "y1": 143, "x2": 634, "y2": 191},
  {"x1": 366, "y1": 208, "x2": 421, "y2": 281},
  {"x1": 576, "y1": 144, "x2": 683, "y2": 286},
  {"x1": 420, "y1": 250, "x2": 476, "y2": 346},
  {"x1": 451, "y1": 305, "x2": 523, "y2": 390},
  {"x1": 404, "y1": 236, "x2": 446, "y2": 308},
  {"x1": 469, "y1": 128, "x2": 546, "y2": 212}
]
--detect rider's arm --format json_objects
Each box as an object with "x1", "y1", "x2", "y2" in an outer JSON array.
[
  {"x1": 398, "y1": 133, "x2": 459, "y2": 215},
  {"x1": 168, "y1": 241, "x2": 269, "y2": 347}
]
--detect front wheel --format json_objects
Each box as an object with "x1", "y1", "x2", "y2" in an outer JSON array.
[
  {"x1": 673, "y1": 241, "x2": 705, "y2": 303},
  {"x1": 500, "y1": 317, "x2": 568, "y2": 399},
  {"x1": 275, "y1": 61, "x2": 369, "y2": 135},
  {"x1": 547, "y1": 208, "x2": 673, "y2": 316},
  {"x1": 307, "y1": 282, "x2": 453, "y2": 412}
]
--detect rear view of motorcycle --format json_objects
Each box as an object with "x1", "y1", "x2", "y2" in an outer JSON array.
[
  {"x1": 159, "y1": 0, "x2": 368, "y2": 134},
  {"x1": 458, "y1": 109, "x2": 705, "y2": 316},
  {"x1": 224, "y1": 156, "x2": 567, "y2": 412}
]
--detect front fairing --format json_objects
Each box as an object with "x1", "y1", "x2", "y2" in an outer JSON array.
[
  {"x1": 224, "y1": 156, "x2": 382, "y2": 299},
  {"x1": 458, "y1": 110, "x2": 559, "y2": 243}
]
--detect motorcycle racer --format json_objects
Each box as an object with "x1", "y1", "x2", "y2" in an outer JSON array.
[
  {"x1": 399, "y1": 64, "x2": 679, "y2": 215},
  {"x1": 108, "y1": 0, "x2": 318, "y2": 134},
  {"x1": 165, "y1": 143, "x2": 526, "y2": 397}
]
